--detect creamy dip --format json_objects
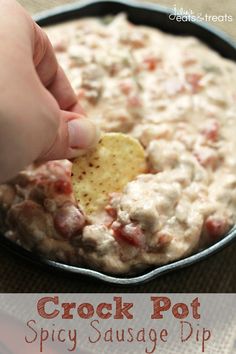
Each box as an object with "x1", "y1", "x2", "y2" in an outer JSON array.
[{"x1": 0, "y1": 14, "x2": 236, "y2": 274}]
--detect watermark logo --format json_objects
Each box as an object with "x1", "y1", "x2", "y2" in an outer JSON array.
[{"x1": 169, "y1": 5, "x2": 233, "y2": 22}]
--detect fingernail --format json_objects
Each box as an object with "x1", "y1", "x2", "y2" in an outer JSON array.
[{"x1": 68, "y1": 118, "x2": 100, "y2": 150}]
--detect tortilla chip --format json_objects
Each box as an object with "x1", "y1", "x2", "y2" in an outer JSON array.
[{"x1": 71, "y1": 133, "x2": 146, "y2": 214}]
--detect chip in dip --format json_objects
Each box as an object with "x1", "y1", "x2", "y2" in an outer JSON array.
[{"x1": 72, "y1": 133, "x2": 146, "y2": 215}]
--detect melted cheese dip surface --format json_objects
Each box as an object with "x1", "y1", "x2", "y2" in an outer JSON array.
[{"x1": 1, "y1": 15, "x2": 236, "y2": 274}]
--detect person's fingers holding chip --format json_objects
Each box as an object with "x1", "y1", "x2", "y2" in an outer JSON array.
[
  {"x1": 37, "y1": 111, "x2": 100, "y2": 162},
  {"x1": 0, "y1": 0, "x2": 100, "y2": 183},
  {"x1": 31, "y1": 10, "x2": 99, "y2": 160},
  {"x1": 33, "y1": 22, "x2": 85, "y2": 115}
]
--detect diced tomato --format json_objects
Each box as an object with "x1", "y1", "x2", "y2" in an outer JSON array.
[
  {"x1": 158, "y1": 233, "x2": 172, "y2": 247},
  {"x1": 123, "y1": 33, "x2": 145, "y2": 48},
  {"x1": 127, "y1": 95, "x2": 142, "y2": 108},
  {"x1": 112, "y1": 222, "x2": 144, "y2": 247},
  {"x1": 194, "y1": 147, "x2": 218, "y2": 168},
  {"x1": 205, "y1": 216, "x2": 228, "y2": 240},
  {"x1": 105, "y1": 205, "x2": 117, "y2": 218},
  {"x1": 119, "y1": 81, "x2": 133, "y2": 95},
  {"x1": 54, "y1": 203, "x2": 85, "y2": 239},
  {"x1": 186, "y1": 73, "x2": 203, "y2": 93},
  {"x1": 182, "y1": 58, "x2": 197, "y2": 67},
  {"x1": 201, "y1": 120, "x2": 219, "y2": 141},
  {"x1": 54, "y1": 180, "x2": 72, "y2": 195},
  {"x1": 194, "y1": 153, "x2": 214, "y2": 168},
  {"x1": 109, "y1": 63, "x2": 119, "y2": 76},
  {"x1": 143, "y1": 56, "x2": 160, "y2": 71}
]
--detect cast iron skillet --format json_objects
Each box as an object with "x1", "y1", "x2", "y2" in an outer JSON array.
[{"x1": 2, "y1": 0, "x2": 236, "y2": 285}]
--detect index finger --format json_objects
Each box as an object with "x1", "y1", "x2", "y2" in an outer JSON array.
[{"x1": 33, "y1": 22, "x2": 83, "y2": 112}]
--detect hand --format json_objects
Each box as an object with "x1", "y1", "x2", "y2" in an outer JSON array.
[{"x1": 0, "y1": 0, "x2": 99, "y2": 183}]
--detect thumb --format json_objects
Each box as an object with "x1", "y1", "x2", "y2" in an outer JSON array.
[{"x1": 37, "y1": 110, "x2": 100, "y2": 162}]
